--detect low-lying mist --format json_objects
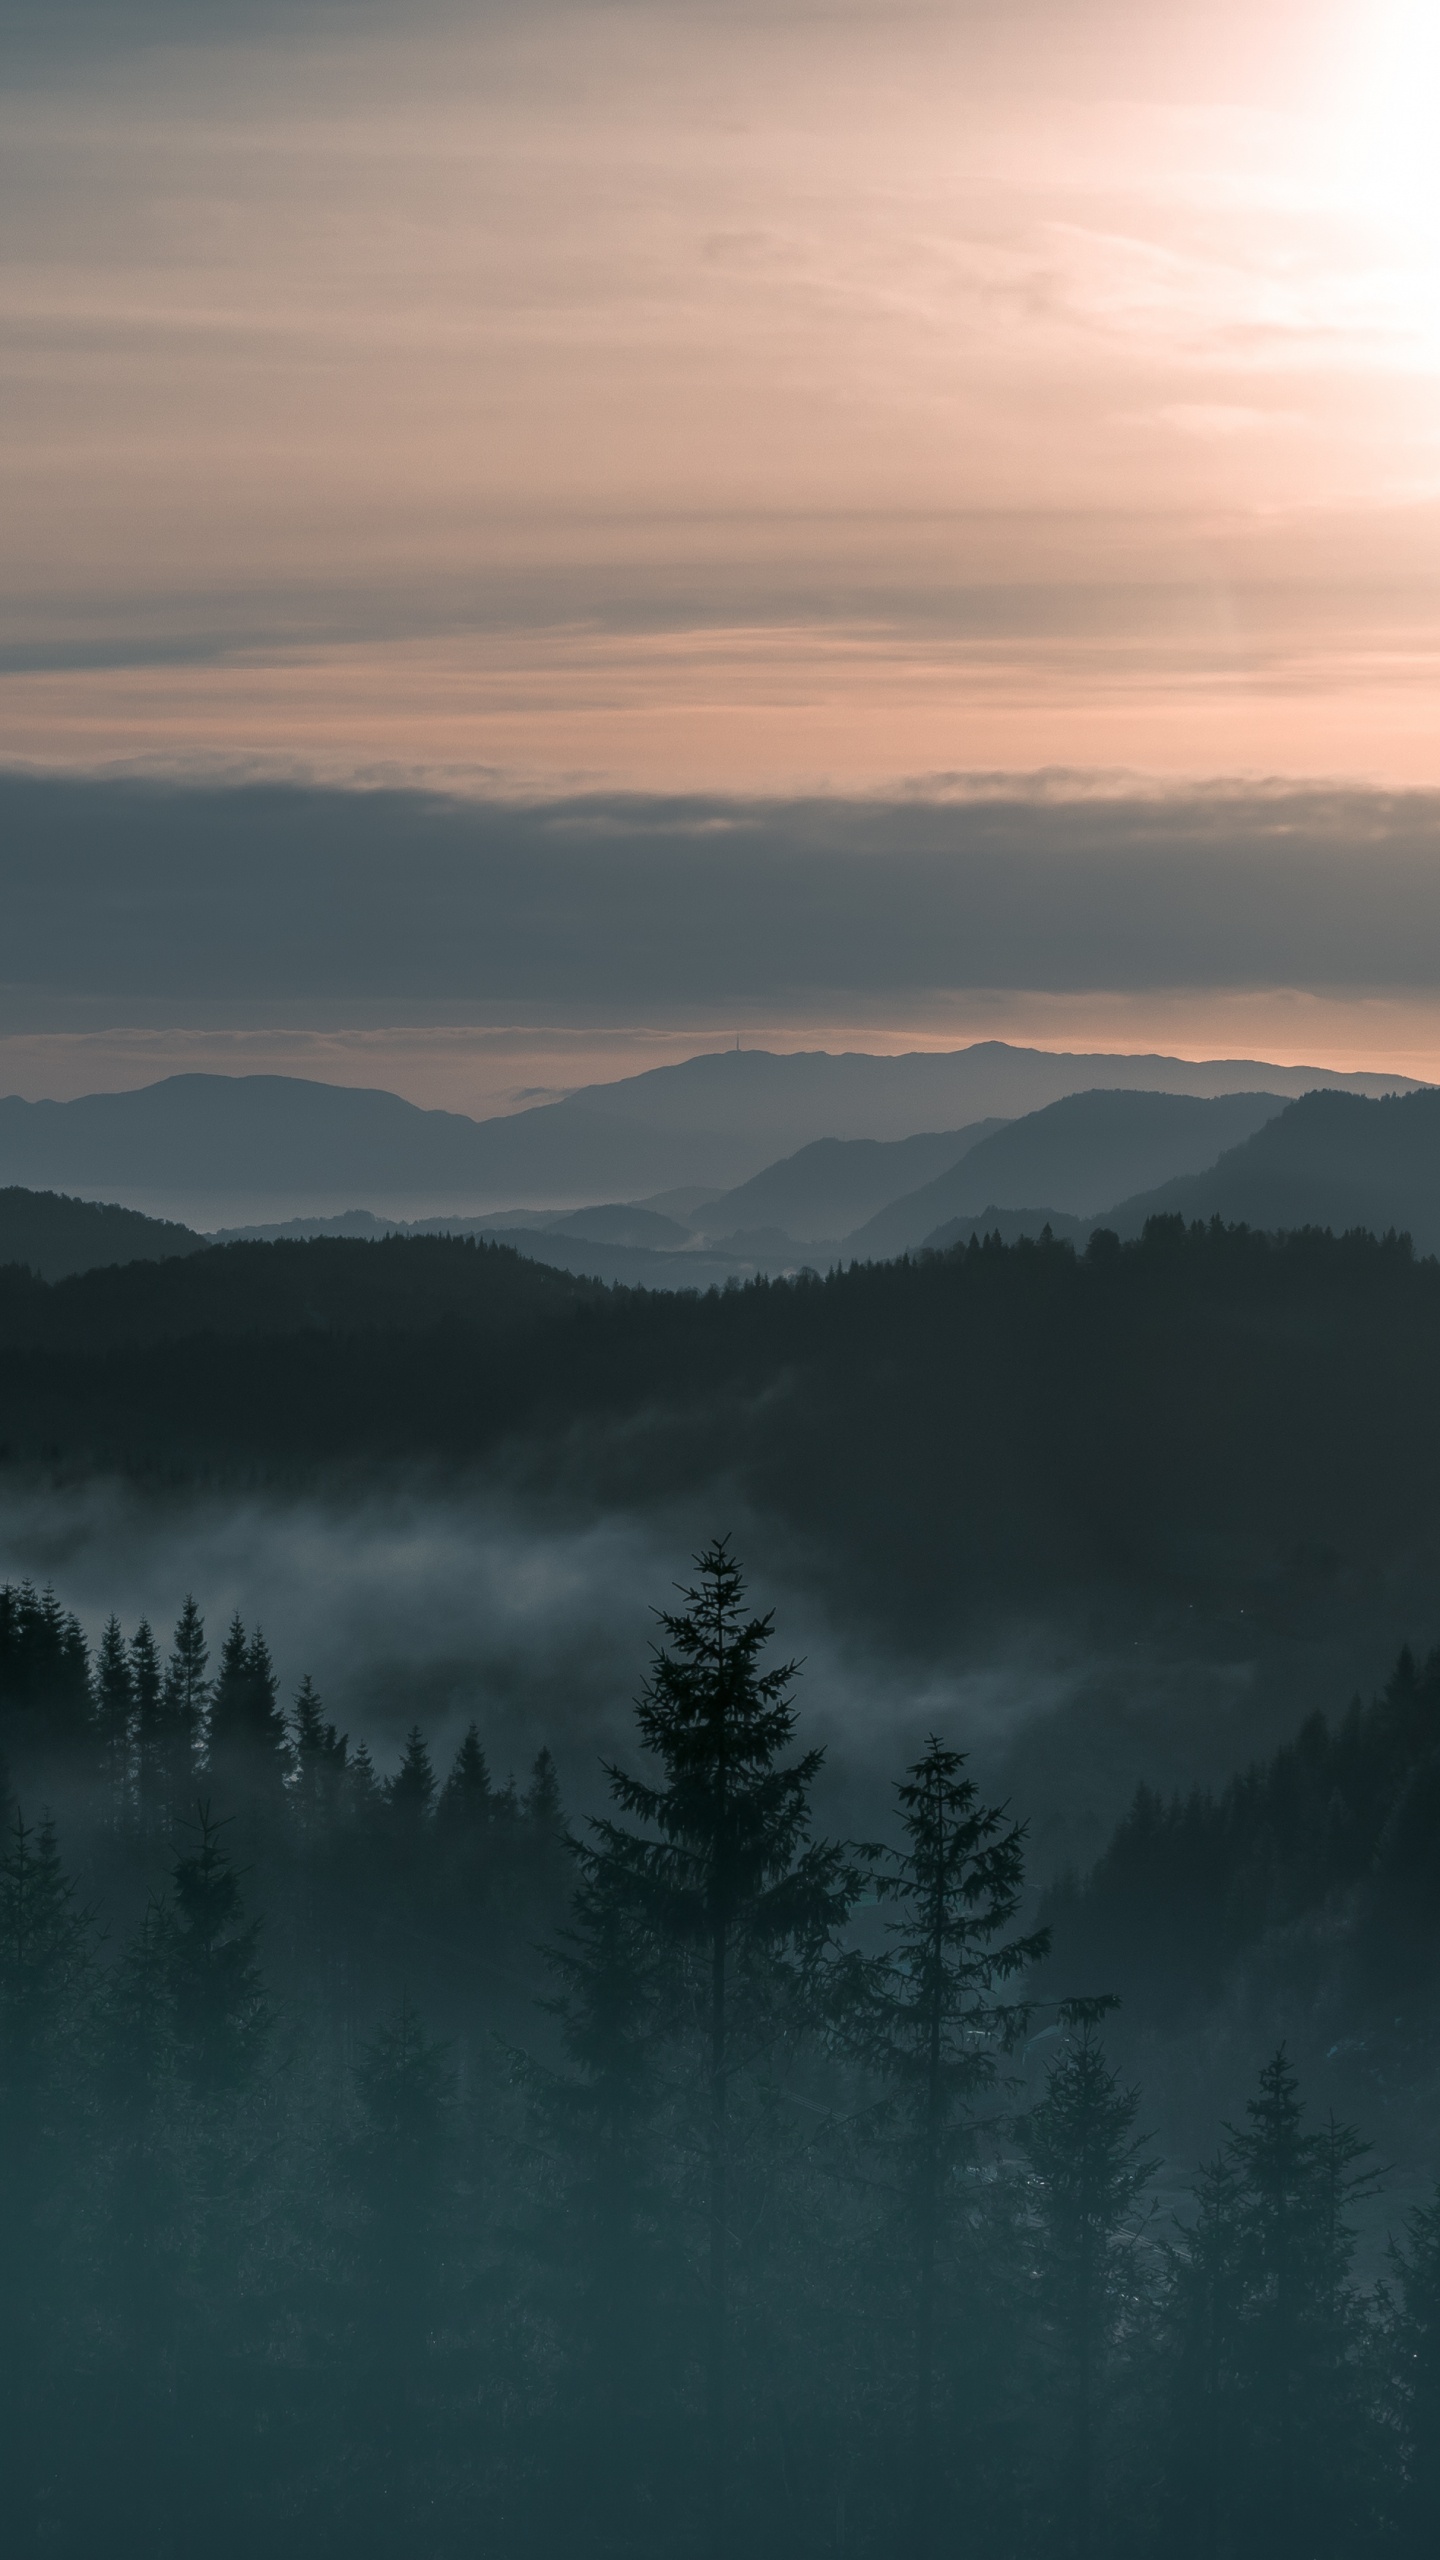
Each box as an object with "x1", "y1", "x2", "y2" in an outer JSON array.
[{"x1": 0, "y1": 1463, "x2": 1397, "y2": 1875}]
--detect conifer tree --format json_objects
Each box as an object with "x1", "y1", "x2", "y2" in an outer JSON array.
[
  {"x1": 1017, "y1": 2022, "x2": 1156, "y2": 2559},
  {"x1": 129, "y1": 1618, "x2": 162, "y2": 1818},
  {"x1": 1165, "y1": 2049, "x2": 1379, "y2": 2559},
  {"x1": 161, "y1": 1807, "x2": 269, "y2": 2100},
  {"x1": 524, "y1": 1745, "x2": 563, "y2": 1832},
  {"x1": 856, "y1": 1735, "x2": 1049, "y2": 2552},
  {"x1": 1162, "y1": 2147, "x2": 1246, "y2": 2560},
  {"x1": 143, "y1": 1596, "x2": 208, "y2": 1834},
  {"x1": 346, "y1": 1740, "x2": 384, "y2": 1824},
  {"x1": 291, "y1": 1674, "x2": 348, "y2": 1841},
  {"x1": 538, "y1": 1836, "x2": 673, "y2": 2540},
  {"x1": 386, "y1": 1724, "x2": 437, "y2": 1823},
  {"x1": 437, "y1": 1723, "x2": 492, "y2": 1833},
  {"x1": 93, "y1": 1615, "x2": 135, "y2": 1821},
  {"x1": 207, "y1": 1615, "x2": 291, "y2": 1813},
  {"x1": 587, "y1": 1540, "x2": 857, "y2": 2558}
]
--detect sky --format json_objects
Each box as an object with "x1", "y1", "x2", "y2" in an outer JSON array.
[{"x1": 4, "y1": 0, "x2": 1440, "y2": 1105}]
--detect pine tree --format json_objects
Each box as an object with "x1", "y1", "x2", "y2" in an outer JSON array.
[
  {"x1": 1017, "y1": 2023, "x2": 1156, "y2": 2560},
  {"x1": 386, "y1": 1724, "x2": 437, "y2": 1824},
  {"x1": 346, "y1": 1740, "x2": 384, "y2": 1825},
  {"x1": 524, "y1": 1745, "x2": 562, "y2": 1832},
  {"x1": 93, "y1": 1615, "x2": 135, "y2": 1821},
  {"x1": 537, "y1": 1838, "x2": 674, "y2": 2543},
  {"x1": 162, "y1": 1807, "x2": 269, "y2": 2100},
  {"x1": 1162, "y1": 2147, "x2": 1247, "y2": 2560},
  {"x1": 1165, "y1": 2049, "x2": 1380, "y2": 2559},
  {"x1": 291, "y1": 1675, "x2": 348, "y2": 1841},
  {"x1": 207, "y1": 1616, "x2": 291, "y2": 1814},
  {"x1": 587, "y1": 1540, "x2": 858, "y2": 2559},
  {"x1": 437, "y1": 1723, "x2": 492, "y2": 1834},
  {"x1": 130, "y1": 1619, "x2": 162, "y2": 1822},
  {"x1": 143, "y1": 1596, "x2": 208, "y2": 1835},
  {"x1": 856, "y1": 1734, "x2": 1049, "y2": 2552}
]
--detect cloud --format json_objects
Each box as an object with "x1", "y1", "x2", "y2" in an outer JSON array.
[{"x1": 3, "y1": 775, "x2": 1440, "y2": 1021}]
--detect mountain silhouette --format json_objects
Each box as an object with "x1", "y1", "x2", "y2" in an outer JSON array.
[
  {"x1": 0, "y1": 1186, "x2": 202, "y2": 1282},
  {"x1": 846, "y1": 1089, "x2": 1288, "y2": 1258},
  {"x1": 0, "y1": 1044, "x2": 1411, "y2": 1226},
  {"x1": 1102, "y1": 1087, "x2": 1440, "y2": 1247}
]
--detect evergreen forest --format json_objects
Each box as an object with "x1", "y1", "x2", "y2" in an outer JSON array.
[{"x1": 4, "y1": 1541, "x2": 1440, "y2": 2558}]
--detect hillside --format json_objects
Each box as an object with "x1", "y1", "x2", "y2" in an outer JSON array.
[
  {"x1": 1039, "y1": 1641, "x2": 1440, "y2": 2097},
  {"x1": 845, "y1": 1088, "x2": 1287, "y2": 1256},
  {"x1": 0, "y1": 1185, "x2": 202, "y2": 1281},
  {"x1": 692, "y1": 1120, "x2": 1006, "y2": 1244},
  {"x1": 8, "y1": 1221, "x2": 1440, "y2": 1676},
  {"x1": 1105, "y1": 1086, "x2": 1440, "y2": 1248},
  {"x1": 0, "y1": 1231, "x2": 601, "y2": 1352},
  {"x1": 0, "y1": 1043, "x2": 1411, "y2": 1227}
]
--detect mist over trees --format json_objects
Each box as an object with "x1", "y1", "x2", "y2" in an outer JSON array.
[
  {"x1": 9, "y1": 1219, "x2": 1440, "y2": 1682},
  {"x1": 2, "y1": 1546, "x2": 1439, "y2": 2555}
]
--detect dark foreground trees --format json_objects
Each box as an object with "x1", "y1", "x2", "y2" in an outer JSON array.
[{"x1": 0, "y1": 1547, "x2": 1434, "y2": 2558}]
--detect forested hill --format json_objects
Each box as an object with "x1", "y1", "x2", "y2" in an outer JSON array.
[
  {"x1": 7, "y1": 1217, "x2": 1440, "y2": 1642},
  {"x1": 0, "y1": 1229, "x2": 602, "y2": 1348},
  {"x1": 1041, "y1": 1639, "x2": 1440, "y2": 2106},
  {"x1": 0, "y1": 1185, "x2": 202, "y2": 1282}
]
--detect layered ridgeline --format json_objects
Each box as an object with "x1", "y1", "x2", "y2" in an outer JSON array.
[
  {"x1": 0, "y1": 1040, "x2": 1408, "y2": 1227},
  {"x1": 848, "y1": 1087, "x2": 1289, "y2": 1257}
]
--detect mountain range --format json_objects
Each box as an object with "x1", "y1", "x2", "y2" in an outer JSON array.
[
  {"x1": 6, "y1": 1076, "x2": 1440, "y2": 1294},
  {"x1": 0, "y1": 1043, "x2": 1413, "y2": 1228}
]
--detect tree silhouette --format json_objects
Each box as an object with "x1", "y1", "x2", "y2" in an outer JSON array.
[
  {"x1": 856, "y1": 1735, "x2": 1048, "y2": 2553},
  {"x1": 586, "y1": 1540, "x2": 857, "y2": 2559}
]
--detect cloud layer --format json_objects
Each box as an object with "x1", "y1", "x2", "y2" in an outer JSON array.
[{"x1": 5, "y1": 777, "x2": 1440, "y2": 1023}]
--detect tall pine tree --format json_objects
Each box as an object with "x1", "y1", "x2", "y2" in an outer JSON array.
[
  {"x1": 854, "y1": 1735, "x2": 1049, "y2": 2554},
  {"x1": 586, "y1": 1541, "x2": 857, "y2": 2559},
  {"x1": 1017, "y1": 2020, "x2": 1156, "y2": 2560}
]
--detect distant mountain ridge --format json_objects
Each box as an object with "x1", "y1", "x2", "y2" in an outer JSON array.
[
  {"x1": 0, "y1": 1043, "x2": 1415, "y2": 1227},
  {"x1": 845, "y1": 1090, "x2": 1290, "y2": 1258},
  {"x1": 1098, "y1": 1088, "x2": 1440, "y2": 1252},
  {"x1": 693, "y1": 1122, "x2": 1008, "y2": 1245}
]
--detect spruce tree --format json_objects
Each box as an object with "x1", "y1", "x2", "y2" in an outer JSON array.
[
  {"x1": 524, "y1": 1745, "x2": 563, "y2": 1832},
  {"x1": 1165, "y1": 2049, "x2": 1380, "y2": 2559},
  {"x1": 437, "y1": 1723, "x2": 492, "y2": 1833},
  {"x1": 161, "y1": 1807, "x2": 269, "y2": 2100},
  {"x1": 291, "y1": 1675, "x2": 349, "y2": 1842},
  {"x1": 538, "y1": 1837, "x2": 674, "y2": 2543},
  {"x1": 93, "y1": 1615, "x2": 135, "y2": 1822},
  {"x1": 144, "y1": 1596, "x2": 208, "y2": 1835},
  {"x1": 1017, "y1": 2022, "x2": 1156, "y2": 2560},
  {"x1": 207, "y1": 1616, "x2": 291, "y2": 1815},
  {"x1": 855, "y1": 1735, "x2": 1049, "y2": 2552},
  {"x1": 1162, "y1": 2147, "x2": 1246, "y2": 2560},
  {"x1": 130, "y1": 1619, "x2": 163, "y2": 1822},
  {"x1": 587, "y1": 1540, "x2": 857, "y2": 2559},
  {"x1": 386, "y1": 1724, "x2": 437, "y2": 1824}
]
